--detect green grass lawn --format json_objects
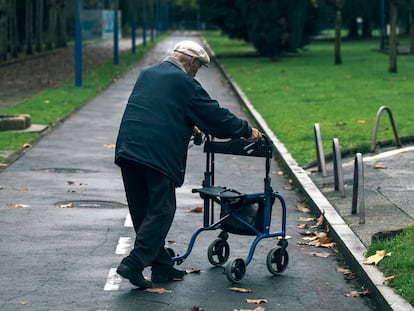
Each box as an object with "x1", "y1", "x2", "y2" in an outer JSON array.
[
  {"x1": 366, "y1": 225, "x2": 414, "y2": 305},
  {"x1": 203, "y1": 31, "x2": 414, "y2": 165}
]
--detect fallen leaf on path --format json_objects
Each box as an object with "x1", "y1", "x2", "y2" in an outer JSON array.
[
  {"x1": 7, "y1": 203, "x2": 30, "y2": 208},
  {"x1": 310, "y1": 251, "x2": 332, "y2": 258},
  {"x1": 245, "y1": 299, "x2": 268, "y2": 304},
  {"x1": 103, "y1": 144, "x2": 116, "y2": 149},
  {"x1": 363, "y1": 250, "x2": 391, "y2": 265},
  {"x1": 297, "y1": 223, "x2": 307, "y2": 229},
  {"x1": 144, "y1": 287, "x2": 171, "y2": 293},
  {"x1": 299, "y1": 230, "x2": 317, "y2": 237},
  {"x1": 296, "y1": 204, "x2": 310, "y2": 213},
  {"x1": 310, "y1": 211, "x2": 324, "y2": 228},
  {"x1": 234, "y1": 307, "x2": 265, "y2": 311},
  {"x1": 187, "y1": 206, "x2": 203, "y2": 213},
  {"x1": 14, "y1": 187, "x2": 31, "y2": 192},
  {"x1": 345, "y1": 289, "x2": 369, "y2": 297},
  {"x1": 22, "y1": 143, "x2": 32, "y2": 149},
  {"x1": 373, "y1": 163, "x2": 387, "y2": 169},
  {"x1": 58, "y1": 203, "x2": 73, "y2": 208},
  {"x1": 228, "y1": 287, "x2": 253, "y2": 293},
  {"x1": 298, "y1": 216, "x2": 315, "y2": 222},
  {"x1": 185, "y1": 269, "x2": 201, "y2": 274},
  {"x1": 336, "y1": 267, "x2": 352, "y2": 275}
]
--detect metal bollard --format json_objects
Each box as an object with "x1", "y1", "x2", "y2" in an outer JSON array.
[
  {"x1": 314, "y1": 123, "x2": 327, "y2": 177},
  {"x1": 351, "y1": 153, "x2": 365, "y2": 224},
  {"x1": 332, "y1": 138, "x2": 345, "y2": 197},
  {"x1": 370, "y1": 106, "x2": 401, "y2": 152}
]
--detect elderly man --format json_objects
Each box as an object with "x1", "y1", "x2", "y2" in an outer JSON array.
[{"x1": 114, "y1": 40, "x2": 261, "y2": 289}]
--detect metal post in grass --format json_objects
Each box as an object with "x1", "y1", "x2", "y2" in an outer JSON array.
[
  {"x1": 314, "y1": 123, "x2": 327, "y2": 177},
  {"x1": 352, "y1": 153, "x2": 365, "y2": 224},
  {"x1": 74, "y1": 0, "x2": 82, "y2": 87},
  {"x1": 332, "y1": 138, "x2": 345, "y2": 198}
]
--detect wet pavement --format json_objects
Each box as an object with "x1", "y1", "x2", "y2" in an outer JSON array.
[{"x1": 0, "y1": 31, "x2": 410, "y2": 310}]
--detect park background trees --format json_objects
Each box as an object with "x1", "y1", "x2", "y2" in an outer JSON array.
[{"x1": 0, "y1": 0, "x2": 413, "y2": 65}]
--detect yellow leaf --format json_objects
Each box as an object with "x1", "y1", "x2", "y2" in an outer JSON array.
[
  {"x1": 144, "y1": 287, "x2": 172, "y2": 294},
  {"x1": 234, "y1": 308, "x2": 265, "y2": 311},
  {"x1": 363, "y1": 250, "x2": 391, "y2": 265},
  {"x1": 228, "y1": 287, "x2": 253, "y2": 293},
  {"x1": 384, "y1": 274, "x2": 399, "y2": 283},
  {"x1": 296, "y1": 204, "x2": 310, "y2": 213},
  {"x1": 103, "y1": 144, "x2": 115, "y2": 149},
  {"x1": 373, "y1": 163, "x2": 387, "y2": 169},
  {"x1": 187, "y1": 206, "x2": 203, "y2": 213},
  {"x1": 245, "y1": 298, "x2": 268, "y2": 304},
  {"x1": 297, "y1": 216, "x2": 315, "y2": 222},
  {"x1": 297, "y1": 223, "x2": 307, "y2": 229},
  {"x1": 7, "y1": 203, "x2": 30, "y2": 208}
]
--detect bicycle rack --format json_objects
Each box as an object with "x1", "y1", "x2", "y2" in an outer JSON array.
[
  {"x1": 370, "y1": 106, "x2": 402, "y2": 152},
  {"x1": 332, "y1": 138, "x2": 345, "y2": 197},
  {"x1": 351, "y1": 153, "x2": 365, "y2": 224},
  {"x1": 314, "y1": 123, "x2": 327, "y2": 177}
]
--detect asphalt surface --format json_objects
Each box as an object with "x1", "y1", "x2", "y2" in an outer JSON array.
[{"x1": 0, "y1": 31, "x2": 411, "y2": 311}]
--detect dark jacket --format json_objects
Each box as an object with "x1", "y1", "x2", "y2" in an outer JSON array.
[{"x1": 115, "y1": 58, "x2": 252, "y2": 187}]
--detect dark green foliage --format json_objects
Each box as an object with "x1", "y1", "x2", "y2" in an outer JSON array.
[{"x1": 200, "y1": 0, "x2": 319, "y2": 58}]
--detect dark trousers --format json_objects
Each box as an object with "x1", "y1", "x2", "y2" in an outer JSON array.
[{"x1": 119, "y1": 157, "x2": 176, "y2": 273}]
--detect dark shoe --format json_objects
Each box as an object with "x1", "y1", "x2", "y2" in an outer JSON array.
[
  {"x1": 116, "y1": 263, "x2": 152, "y2": 289},
  {"x1": 152, "y1": 267, "x2": 186, "y2": 283}
]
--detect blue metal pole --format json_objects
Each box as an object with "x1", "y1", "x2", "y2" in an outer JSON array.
[{"x1": 74, "y1": 0, "x2": 82, "y2": 87}]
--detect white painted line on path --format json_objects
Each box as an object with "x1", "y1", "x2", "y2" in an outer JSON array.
[
  {"x1": 115, "y1": 237, "x2": 133, "y2": 255},
  {"x1": 104, "y1": 268, "x2": 122, "y2": 291},
  {"x1": 124, "y1": 212, "x2": 133, "y2": 227}
]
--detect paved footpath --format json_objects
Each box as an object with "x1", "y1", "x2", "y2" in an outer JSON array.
[{"x1": 0, "y1": 32, "x2": 379, "y2": 311}]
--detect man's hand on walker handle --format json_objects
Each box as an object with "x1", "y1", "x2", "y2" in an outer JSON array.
[{"x1": 248, "y1": 128, "x2": 262, "y2": 142}]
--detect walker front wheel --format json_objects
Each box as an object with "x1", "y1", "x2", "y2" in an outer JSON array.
[
  {"x1": 266, "y1": 246, "x2": 289, "y2": 275},
  {"x1": 225, "y1": 258, "x2": 246, "y2": 283},
  {"x1": 207, "y1": 239, "x2": 230, "y2": 267}
]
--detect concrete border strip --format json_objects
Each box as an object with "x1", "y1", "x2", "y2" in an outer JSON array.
[{"x1": 204, "y1": 41, "x2": 414, "y2": 311}]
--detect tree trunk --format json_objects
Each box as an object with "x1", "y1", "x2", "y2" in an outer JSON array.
[
  {"x1": 35, "y1": 0, "x2": 44, "y2": 53},
  {"x1": 388, "y1": 0, "x2": 398, "y2": 73},
  {"x1": 334, "y1": 9, "x2": 342, "y2": 65},
  {"x1": 46, "y1": 0, "x2": 57, "y2": 50},
  {"x1": 0, "y1": 0, "x2": 7, "y2": 61},
  {"x1": 56, "y1": 0, "x2": 67, "y2": 48},
  {"x1": 9, "y1": 0, "x2": 19, "y2": 58},
  {"x1": 409, "y1": 6, "x2": 413, "y2": 54},
  {"x1": 25, "y1": 0, "x2": 34, "y2": 55}
]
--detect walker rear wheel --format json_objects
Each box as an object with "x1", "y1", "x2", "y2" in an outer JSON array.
[
  {"x1": 266, "y1": 246, "x2": 289, "y2": 275},
  {"x1": 225, "y1": 258, "x2": 246, "y2": 283},
  {"x1": 207, "y1": 239, "x2": 230, "y2": 266}
]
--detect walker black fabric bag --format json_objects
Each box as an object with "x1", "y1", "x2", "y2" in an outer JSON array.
[{"x1": 219, "y1": 195, "x2": 269, "y2": 235}]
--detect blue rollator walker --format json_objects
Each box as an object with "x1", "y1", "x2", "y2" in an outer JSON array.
[{"x1": 170, "y1": 133, "x2": 289, "y2": 283}]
